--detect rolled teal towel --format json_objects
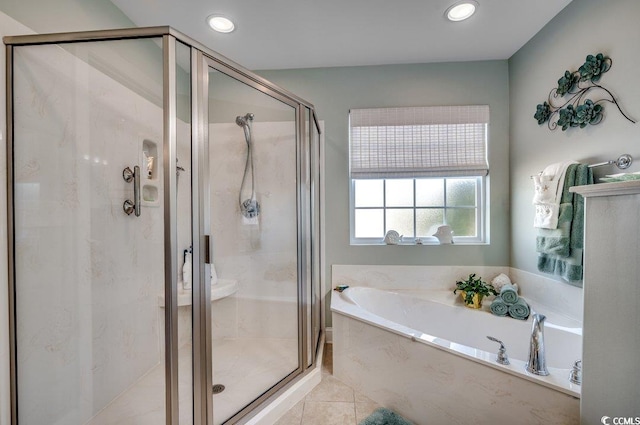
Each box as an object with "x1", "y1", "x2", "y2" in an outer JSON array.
[
  {"x1": 500, "y1": 283, "x2": 519, "y2": 305},
  {"x1": 490, "y1": 296, "x2": 509, "y2": 316},
  {"x1": 508, "y1": 298, "x2": 530, "y2": 320}
]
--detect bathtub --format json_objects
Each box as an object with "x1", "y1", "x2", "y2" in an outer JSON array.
[{"x1": 332, "y1": 287, "x2": 581, "y2": 424}]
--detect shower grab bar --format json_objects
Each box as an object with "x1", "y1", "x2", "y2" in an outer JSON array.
[{"x1": 122, "y1": 165, "x2": 141, "y2": 217}]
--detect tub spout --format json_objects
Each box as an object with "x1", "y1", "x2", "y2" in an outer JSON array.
[{"x1": 525, "y1": 313, "x2": 549, "y2": 376}]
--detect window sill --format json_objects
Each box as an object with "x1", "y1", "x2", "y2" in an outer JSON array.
[{"x1": 350, "y1": 238, "x2": 488, "y2": 246}]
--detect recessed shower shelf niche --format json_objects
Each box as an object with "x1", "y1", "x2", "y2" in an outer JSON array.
[
  {"x1": 157, "y1": 278, "x2": 239, "y2": 307},
  {"x1": 141, "y1": 138, "x2": 160, "y2": 207}
]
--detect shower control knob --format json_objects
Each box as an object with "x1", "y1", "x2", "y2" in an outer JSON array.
[
  {"x1": 123, "y1": 166, "x2": 134, "y2": 183},
  {"x1": 123, "y1": 199, "x2": 135, "y2": 215}
]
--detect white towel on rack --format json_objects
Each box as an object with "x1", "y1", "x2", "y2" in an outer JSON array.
[
  {"x1": 534, "y1": 203, "x2": 560, "y2": 229},
  {"x1": 533, "y1": 161, "x2": 577, "y2": 229}
]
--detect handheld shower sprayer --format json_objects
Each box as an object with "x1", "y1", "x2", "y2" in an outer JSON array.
[{"x1": 236, "y1": 112, "x2": 260, "y2": 219}]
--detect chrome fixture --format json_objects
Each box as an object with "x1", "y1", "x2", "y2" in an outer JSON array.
[
  {"x1": 236, "y1": 112, "x2": 260, "y2": 219},
  {"x1": 486, "y1": 336, "x2": 510, "y2": 365},
  {"x1": 122, "y1": 166, "x2": 141, "y2": 217},
  {"x1": 530, "y1": 153, "x2": 633, "y2": 179},
  {"x1": 569, "y1": 360, "x2": 582, "y2": 385},
  {"x1": 236, "y1": 112, "x2": 254, "y2": 134},
  {"x1": 176, "y1": 158, "x2": 186, "y2": 176},
  {"x1": 526, "y1": 313, "x2": 549, "y2": 376},
  {"x1": 176, "y1": 158, "x2": 186, "y2": 187},
  {"x1": 589, "y1": 153, "x2": 633, "y2": 170},
  {"x1": 212, "y1": 384, "x2": 226, "y2": 394}
]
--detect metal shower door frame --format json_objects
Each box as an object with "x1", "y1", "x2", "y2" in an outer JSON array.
[
  {"x1": 4, "y1": 26, "x2": 321, "y2": 425},
  {"x1": 199, "y1": 53, "x2": 310, "y2": 424}
]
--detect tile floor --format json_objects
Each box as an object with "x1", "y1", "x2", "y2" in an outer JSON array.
[{"x1": 275, "y1": 344, "x2": 382, "y2": 425}]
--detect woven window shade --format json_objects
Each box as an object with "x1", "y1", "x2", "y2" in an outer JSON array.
[{"x1": 349, "y1": 105, "x2": 489, "y2": 178}]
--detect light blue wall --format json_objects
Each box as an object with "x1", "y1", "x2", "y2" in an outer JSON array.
[
  {"x1": 259, "y1": 61, "x2": 511, "y2": 324},
  {"x1": 509, "y1": 0, "x2": 640, "y2": 275}
]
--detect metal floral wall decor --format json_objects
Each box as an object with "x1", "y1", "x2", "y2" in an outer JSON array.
[{"x1": 534, "y1": 53, "x2": 635, "y2": 131}]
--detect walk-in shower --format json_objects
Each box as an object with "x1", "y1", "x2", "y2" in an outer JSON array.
[
  {"x1": 235, "y1": 112, "x2": 260, "y2": 219},
  {"x1": 5, "y1": 27, "x2": 322, "y2": 425}
]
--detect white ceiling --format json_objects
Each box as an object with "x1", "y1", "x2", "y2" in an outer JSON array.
[{"x1": 111, "y1": 0, "x2": 572, "y2": 71}]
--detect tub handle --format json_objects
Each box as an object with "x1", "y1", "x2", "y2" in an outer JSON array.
[{"x1": 486, "y1": 336, "x2": 510, "y2": 365}]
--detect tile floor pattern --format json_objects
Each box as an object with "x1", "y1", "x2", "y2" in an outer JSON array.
[{"x1": 275, "y1": 344, "x2": 382, "y2": 425}]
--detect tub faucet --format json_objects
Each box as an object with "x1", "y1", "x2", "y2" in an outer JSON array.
[{"x1": 525, "y1": 313, "x2": 549, "y2": 376}]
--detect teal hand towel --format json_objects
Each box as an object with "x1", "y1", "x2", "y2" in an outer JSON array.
[
  {"x1": 358, "y1": 408, "x2": 413, "y2": 425},
  {"x1": 508, "y1": 298, "x2": 530, "y2": 320},
  {"x1": 535, "y1": 203, "x2": 573, "y2": 257},
  {"x1": 536, "y1": 164, "x2": 593, "y2": 285},
  {"x1": 490, "y1": 296, "x2": 509, "y2": 316},
  {"x1": 499, "y1": 284, "x2": 519, "y2": 304}
]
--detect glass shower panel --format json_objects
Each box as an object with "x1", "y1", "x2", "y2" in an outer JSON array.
[
  {"x1": 12, "y1": 39, "x2": 167, "y2": 424},
  {"x1": 175, "y1": 40, "x2": 193, "y2": 425},
  {"x1": 207, "y1": 67, "x2": 300, "y2": 424}
]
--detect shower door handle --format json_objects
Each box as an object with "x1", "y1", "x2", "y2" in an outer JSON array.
[{"x1": 123, "y1": 166, "x2": 141, "y2": 217}]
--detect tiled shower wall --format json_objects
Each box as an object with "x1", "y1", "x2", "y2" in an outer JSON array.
[
  {"x1": 173, "y1": 121, "x2": 300, "y2": 346},
  {"x1": 209, "y1": 122, "x2": 299, "y2": 342}
]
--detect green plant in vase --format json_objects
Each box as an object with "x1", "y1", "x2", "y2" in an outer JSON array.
[{"x1": 453, "y1": 273, "x2": 498, "y2": 309}]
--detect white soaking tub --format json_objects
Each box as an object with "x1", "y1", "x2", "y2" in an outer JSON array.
[{"x1": 331, "y1": 286, "x2": 581, "y2": 424}]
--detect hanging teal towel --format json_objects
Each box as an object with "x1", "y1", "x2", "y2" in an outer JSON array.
[
  {"x1": 500, "y1": 284, "x2": 519, "y2": 304},
  {"x1": 490, "y1": 296, "x2": 509, "y2": 316},
  {"x1": 536, "y1": 164, "x2": 593, "y2": 285},
  {"x1": 508, "y1": 298, "x2": 530, "y2": 320}
]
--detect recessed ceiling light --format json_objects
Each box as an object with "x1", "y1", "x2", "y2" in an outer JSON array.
[
  {"x1": 445, "y1": 1, "x2": 478, "y2": 22},
  {"x1": 207, "y1": 15, "x2": 235, "y2": 33}
]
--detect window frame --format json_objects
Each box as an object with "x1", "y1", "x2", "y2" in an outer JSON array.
[{"x1": 349, "y1": 175, "x2": 487, "y2": 245}]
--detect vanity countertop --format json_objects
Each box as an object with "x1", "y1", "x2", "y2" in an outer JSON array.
[{"x1": 571, "y1": 180, "x2": 640, "y2": 197}]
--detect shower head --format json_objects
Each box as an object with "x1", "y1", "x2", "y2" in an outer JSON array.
[
  {"x1": 235, "y1": 113, "x2": 254, "y2": 128},
  {"x1": 236, "y1": 113, "x2": 254, "y2": 145}
]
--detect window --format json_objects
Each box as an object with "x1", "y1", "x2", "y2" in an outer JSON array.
[{"x1": 349, "y1": 105, "x2": 489, "y2": 244}]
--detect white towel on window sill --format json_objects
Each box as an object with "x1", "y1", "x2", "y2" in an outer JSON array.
[{"x1": 532, "y1": 161, "x2": 577, "y2": 229}]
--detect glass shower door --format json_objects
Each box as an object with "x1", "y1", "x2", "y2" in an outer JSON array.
[
  {"x1": 10, "y1": 39, "x2": 172, "y2": 424},
  {"x1": 8, "y1": 27, "x2": 321, "y2": 425},
  {"x1": 206, "y1": 63, "x2": 301, "y2": 424}
]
